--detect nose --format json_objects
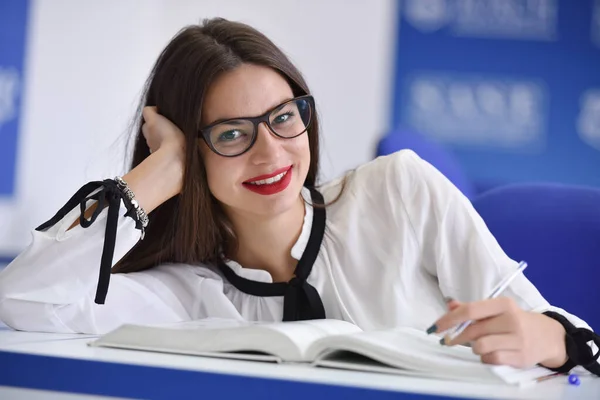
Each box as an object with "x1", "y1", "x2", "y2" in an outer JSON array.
[{"x1": 248, "y1": 122, "x2": 282, "y2": 165}]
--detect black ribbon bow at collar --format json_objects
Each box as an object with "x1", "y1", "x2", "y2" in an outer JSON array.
[{"x1": 216, "y1": 187, "x2": 327, "y2": 322}]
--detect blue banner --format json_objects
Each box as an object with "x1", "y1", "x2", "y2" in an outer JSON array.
[
  {"x1": 393, "y1": 0, "x2": 600, "y2": 188},
  {"x1": 0, "y1": 0, "x2": 29, "y2": 196}
]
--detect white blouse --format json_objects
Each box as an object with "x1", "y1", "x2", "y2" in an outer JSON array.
[{"x1": 0, "y1": 150, "x2": 594, "y2": 343}]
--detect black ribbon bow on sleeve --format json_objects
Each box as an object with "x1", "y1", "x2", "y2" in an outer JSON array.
[
  {"x1": 36, "y1": 179, "x2": 143, "y2": 304},
  {"x1": 543, "y1": 311, "x2": 600, "y2": 376}
]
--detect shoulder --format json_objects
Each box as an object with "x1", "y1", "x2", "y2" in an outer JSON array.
[
  {"x1": 319, "y1": 149, "x2": 443, "y2": 206},
  {"x1": 317, "y1": 150, "x2": 464, "y2": 240}
]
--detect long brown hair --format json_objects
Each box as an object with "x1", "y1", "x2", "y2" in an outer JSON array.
[{"x1": 114, "y1": 18, "x2": 322, "y2": 273}]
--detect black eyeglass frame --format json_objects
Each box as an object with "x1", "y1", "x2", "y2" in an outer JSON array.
[{"x1": 198, "y1": 95, "x2": 315, "y2": 157}]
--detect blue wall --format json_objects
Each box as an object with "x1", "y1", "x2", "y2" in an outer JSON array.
[
  {"x1": 393, "y1": 0, "x2": 600, "y2": 190},
  {"x1": 0, "y1": 0, "x2": 29, "y2": 196}
]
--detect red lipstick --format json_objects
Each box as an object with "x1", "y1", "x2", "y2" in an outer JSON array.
[{"x1": 242, "y1": 165, "x2": 293, "y2": 196}]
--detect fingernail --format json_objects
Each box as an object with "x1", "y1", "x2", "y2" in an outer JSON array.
[
  {"x1": 439, "y1": 337, "x2": 445, "y2": 345},
  {"x1": 426, "y1": 324, "x2": 438, "y2": 334},
  {"x1": 444, "y1": 296, "x2": 454, "y2": 303}
]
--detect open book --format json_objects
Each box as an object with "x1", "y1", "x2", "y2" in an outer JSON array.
[{"x1": 91, "y1": 318, "x2": 555, "y2": 386}]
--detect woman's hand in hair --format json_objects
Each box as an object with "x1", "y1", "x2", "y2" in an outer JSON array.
[
  {"x1": 68, "y1": 108, "x2": 185, "y2": 230},
  {"x1": 116, "y1": 108, "x2": 187, "y2": 214},
  {"x1": 142, "y1": 106, "x2": 185, "y2": 159}
]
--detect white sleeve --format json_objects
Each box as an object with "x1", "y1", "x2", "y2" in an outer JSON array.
[
  {"x1": 0, "y1": 191, "x2": 190, "y2": 334},
  {"x1": 392, "y1": 150, "x2": 598, "y2": 361}
]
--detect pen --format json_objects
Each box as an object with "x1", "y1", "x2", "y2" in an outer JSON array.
[
  {"x1": 535, "y1": 372, "x2": 563, "y2": 383},
  {"x1": 446, "y1": 261, "x2": 528, "y2": 342}
]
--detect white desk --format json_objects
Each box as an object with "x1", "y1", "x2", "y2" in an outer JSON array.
[
  {"x1": 0, "y1": 386, "x2": 123, "y2": 399},
  {"x1": 0, "y1": 328, "x2": 598, "y2": 400}
]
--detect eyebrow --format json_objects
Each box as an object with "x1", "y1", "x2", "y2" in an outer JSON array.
[{"x1": 204, "y1": 96, "x2": 294, "y2": 127}]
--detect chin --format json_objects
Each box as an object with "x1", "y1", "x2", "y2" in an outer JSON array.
[
  {"x1": 254, "y1": 187, "x2": 303, "y2": 217},
  {"x1": 243, "y1": 178, "x2": 304, "y2": 218}
]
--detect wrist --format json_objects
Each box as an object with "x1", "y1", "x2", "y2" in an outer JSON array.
[
  {"x1": 122, "y1": 148, "x2": 184, "y2": 214},
  {"x1": 540, "y1": 316, "x2": 568, "y2": 369},
  {"x1": 153, "y1": 146, "x2": 185, "y2": 189}
]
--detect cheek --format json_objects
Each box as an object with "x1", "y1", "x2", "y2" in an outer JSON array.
[
  {"x1": 289, "y1": 134, "x2": 311, "y2": 163},
  {"x1": 203, "y1": 155, "x2": 220, "y2": 190},
  {"x1": 199, "y1": 144, "x2": 226, "y2": 196},
  {"x1": 282, "y1": 135, "x2": 311, "y2": 185},
  {"x1": 299, "y1": 136, "x2": 311, "y2": 174},
  {"x1": 201, "y1": 150, "x2": 246, "y2": 203}
]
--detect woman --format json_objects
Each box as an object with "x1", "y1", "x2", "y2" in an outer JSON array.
[{"x1": 0, "y1": 18, "x2": 597, "y2": 375}]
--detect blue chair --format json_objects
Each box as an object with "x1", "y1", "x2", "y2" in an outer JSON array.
[
  {"x1": 376, "y1": 129, "x2": 476, "y2": 199},
  {"x1": 472, "y1": 183, "x2": 600, "y2": 330}
]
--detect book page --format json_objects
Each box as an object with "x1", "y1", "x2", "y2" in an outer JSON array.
[
  {"x1": 91, "y1": 318, "x2": 294, "y2": 361},
  {"x1": 91, "y1": 318, "x2": 361, "y2": 363},
  {"x1": 256, "y1": 319, "x2": 363, "y2": 362},
  {"x1": 308, "y1": 327, "x2": 478, "y2": 367},
  {"x1": 309, "y1": 327, "x2": 554, "y2": 385}
]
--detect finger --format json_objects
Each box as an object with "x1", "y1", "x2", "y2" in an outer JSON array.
[
  {"x1": 445, "y1": 314, "x2": 513, "y2": 346},
  {"x1": 142, "y1": 106, "x2": 158, "y2": 123},
  {"x1": 433, "y1": 297, "x2": 517, "y2": 333},
  {"x1": 142, "y1": 123, "x2": 151, "y2": 140},
  {"x1": 481, "y1": 350, "x2": 528, "y2": 369},
  {"x1": 471, "y1": 334, "x2": 523, "y2": 356},
  {"x1": 446, "y1": 299, "x2": 462, "y2": 311},
  {"x1": 141, "y1": 124, "x2": 156, "y2": 154},
  {"x1": 427, "y1": 298, "x2": 461, "y2": 334}
]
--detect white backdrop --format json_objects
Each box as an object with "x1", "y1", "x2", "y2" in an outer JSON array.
[{"x1": 0, "y1": 0, "x2": 397, "y2": 259}]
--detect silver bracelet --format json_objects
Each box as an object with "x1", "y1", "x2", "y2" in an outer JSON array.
[{"x1": 114, "y1": 176, "x2": 149, "y2": 238}]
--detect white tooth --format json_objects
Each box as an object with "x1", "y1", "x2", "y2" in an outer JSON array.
[{"x1": 249, "y1": 170, "x2": 288, "y2": 185}]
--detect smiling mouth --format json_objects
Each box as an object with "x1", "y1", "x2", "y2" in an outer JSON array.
[
  {"x1": 242, "y1": 165, "x2": 294, "y2": 196},
  {"x1": 243, "y1": 166, "x2": 292, "y2": 186}
]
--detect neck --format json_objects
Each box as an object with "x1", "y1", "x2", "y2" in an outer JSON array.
[{"x1": 226, "y1": 195, "x2": 306, "y2": 283}]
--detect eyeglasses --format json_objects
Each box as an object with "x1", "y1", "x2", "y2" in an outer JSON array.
[{"x1": 199, "y1": 95, "x2": 315, "y2": 157}]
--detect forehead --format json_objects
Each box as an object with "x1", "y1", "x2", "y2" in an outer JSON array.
[{"x1": 202, "y1": 63, "x2": 295, "y2": 125}]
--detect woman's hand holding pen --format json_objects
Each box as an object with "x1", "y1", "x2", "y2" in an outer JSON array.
[{"x1": 429, "y1": 298, "x2": 569, "y2": 369}]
